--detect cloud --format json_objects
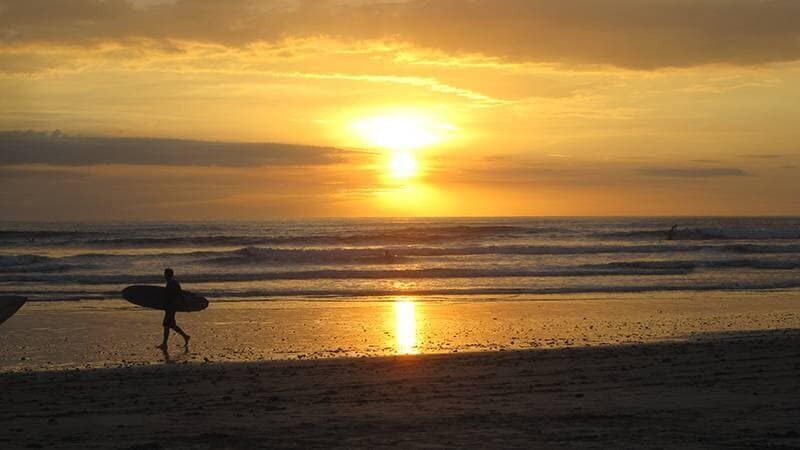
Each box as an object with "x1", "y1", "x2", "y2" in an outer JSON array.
[
  {"x1": 0, "y1": 130, "x2": 355, "y2": 167},
  {"x1": 428, "y1": 155, "x2": 635, "y2": 187},
  {"x1": 638, "y1": 167, "x2": 750, "y2": 178},
  {"x1": 270, "y1": 71, "x2": 508, "y2": 106},
  {"x1": 0, "y1": 164, "x2": 92, "y2": 179},
  {"x1": 429, "y1": 153, "x2": 766, "y2": 187},
  {"x1": 1, "y1": 0, "x2": 799, "y2": 69},
  {"x1": 741, "y1": 154, "x2": 783, "y2": 159}
]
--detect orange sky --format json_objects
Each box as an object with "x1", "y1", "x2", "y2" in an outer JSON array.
[{"x1": 1, "y1": 0, "x2": 799, "y2": 219}]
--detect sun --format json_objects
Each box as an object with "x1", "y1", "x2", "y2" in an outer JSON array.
[
  {"x1": 348, "y1": 111, "x2": 454, "y2": 181},
  {"x1": 351, "y1": 114, "x2": 443, "y2": 151},
  {"x1": 388, "y1": 152, "x2": 418, "y2": 179}
]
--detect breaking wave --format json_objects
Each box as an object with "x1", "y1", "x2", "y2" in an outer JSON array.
[
  {"x1": 3, "y1": 217, "x2": 799, "y2": 302},
  {"x1": 202, "y1": 243, "x2": 800, "y2": 266},
  {"x1": 4, "y1": 256, "x2": 800, "y2": 285}
]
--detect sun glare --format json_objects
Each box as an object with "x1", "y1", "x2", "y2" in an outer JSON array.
[
  {"x1": 349, "y1": 111, "x2": 453, "y2": 182},
  {"x1": 388, "y1": 152, "x2": 418, "y2": 179},
  {"x1": 351, "y1": 114, "x2": 443, "y2": 151}
]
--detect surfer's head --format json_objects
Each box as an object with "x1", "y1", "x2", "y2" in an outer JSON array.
[{"x1": 164, "y1": 268, "x2": 174, "y2": 280}]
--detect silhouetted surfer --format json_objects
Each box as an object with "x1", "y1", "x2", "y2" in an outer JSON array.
[
  {"x1": 157, "y1": 268, "x2": 190, "y2": 350},
  {"x1": 666, "y1": 224, "x2": 678, "y2": 241}
]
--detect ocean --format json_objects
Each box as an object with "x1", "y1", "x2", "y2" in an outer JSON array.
[{"x1": 1, "y1": 217, "x2": 799, "y2": 302}]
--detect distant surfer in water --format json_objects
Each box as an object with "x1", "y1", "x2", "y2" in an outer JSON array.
[
  {"x1": 382, "y1": 250, "x2": 401, "y2": 263},
  {"x1": 157, "y1": 268, "x2": 190, "y2": 350},
  {"x1": 666, "y1": 224, "x2": 678, "y2": 241}
]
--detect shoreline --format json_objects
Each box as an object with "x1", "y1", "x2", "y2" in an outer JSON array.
[
  {"x1": 9, "y1": 285, "x2": 800, "y2": 304},
  {"x1": 10, "y1": 286, "x2": 800, "y2": 302},
  {"x1": 2, "y1": 329, "x2": 799, "y2": 448}
]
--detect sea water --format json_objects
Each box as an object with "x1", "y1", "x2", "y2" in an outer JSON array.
[{"x1": 2, "y1": 217, "x2": 799, "y2": 302}]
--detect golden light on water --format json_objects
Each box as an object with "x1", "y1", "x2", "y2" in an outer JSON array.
[{"x1": 394, "y1": 298, "x2": 418, "y2": 354}]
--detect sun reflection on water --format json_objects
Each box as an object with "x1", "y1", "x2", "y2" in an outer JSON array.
[{"x1": 394, "y1": 298, "x2": 418, "y2": 355}]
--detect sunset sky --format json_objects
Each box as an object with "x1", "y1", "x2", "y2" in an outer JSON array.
[{"x1": 1, "y1": 0, "x2": 799, "y2": 219}]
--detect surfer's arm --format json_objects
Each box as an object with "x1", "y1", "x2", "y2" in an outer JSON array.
[
  {"x1": 166, "y1": 280, "x2": 183, "y2": 306},
  {"x1": 173, "y1": 282, "x2": 185, "y2": 305}
]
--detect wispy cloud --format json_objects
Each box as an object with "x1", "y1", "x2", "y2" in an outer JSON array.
[
  {"x1": 741, "y1": 154, "x2": 783, "y2": 159},
  {"x1": 269, "y1": 71, "x2": 509, "y2": 107},
  {"x1": 638, "y1": 167, "x2": 750, "y2": 178}
]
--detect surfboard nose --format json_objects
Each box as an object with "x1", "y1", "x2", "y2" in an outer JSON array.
[
  {"x1": 121, "y1": 285, "x2": 137, "y2": 301},
  {"x1": 0, "y1": 296, "x2": 27, "y2": 326}
]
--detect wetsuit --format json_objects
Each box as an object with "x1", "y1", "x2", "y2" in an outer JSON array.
[{"x1": 163, "y1": 278, "x2": 182, "y2": 328}]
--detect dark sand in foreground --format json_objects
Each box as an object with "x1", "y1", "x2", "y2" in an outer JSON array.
[{"x1": 2, "y1": 329, "x2": 799, "y2": 449}]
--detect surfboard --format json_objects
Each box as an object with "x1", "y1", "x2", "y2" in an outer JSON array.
[
  {"x1": 121, "y1": 285, "x2": 208, "y2": 312},
  {"x1": 0, "y1": 296, "x2": 27, "y2": 326}
]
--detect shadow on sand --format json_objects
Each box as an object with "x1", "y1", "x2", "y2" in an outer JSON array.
[{"x1": 2, "y1": 329, "x2": 799, "y2": 448}]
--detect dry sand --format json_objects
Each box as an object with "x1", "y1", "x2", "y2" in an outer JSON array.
[{"x1": 1, "y1": 329, "x2": 799, "y2": 448}]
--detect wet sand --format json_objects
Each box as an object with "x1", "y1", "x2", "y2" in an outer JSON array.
[
  {"x1": 1, "y1": 328, "x2": 799, "y2": 448},
  {"x1": 2, "y1": 291, "x2": 800, "y2": 371}
]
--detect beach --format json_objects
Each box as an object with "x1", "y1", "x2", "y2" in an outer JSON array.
[
  {"x1": 1, "y1": 292, "x2": 800, "y2": 448},
  {"x1": 2, "y1": 291, "x2": 800, "y2": 371},
  {"x1": 2, "y1": 327, "x2": 799, "y2": 449},
  {"x1": 2, "y1": 218, "x2": 800, "y2": 447}
]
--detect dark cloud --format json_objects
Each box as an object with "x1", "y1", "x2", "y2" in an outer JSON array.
[
  {"x1": 1, "y1": 0, "x2": 799, "y2": 69},
  {"x1": 0, "y1": 130, "x2": 351, "y2": 167},
  {"x1": 638, "y1": 167, "x2": 749, "y2": 178},
  {"x1": 0, "y1": 165, "x2": 89, "y2": 179}
]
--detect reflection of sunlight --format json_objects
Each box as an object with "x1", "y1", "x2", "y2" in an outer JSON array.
[{"x1": 394, "y1": 298, "x2": 418, "y2": 355}]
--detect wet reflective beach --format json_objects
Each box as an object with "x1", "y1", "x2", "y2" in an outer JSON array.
[{"x1": 2, "y1": 290, "x2": 799, "y2": 372}]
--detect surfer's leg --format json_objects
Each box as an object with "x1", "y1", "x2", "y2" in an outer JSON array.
[
  {"x1": 172, "y1": 324, "x2": 190, "y2": 347},
  {"x1": 157, "y1": 326, "x2": 169, "y2": 349},
  {"x1": 158, "y1": 310, "x2": 177, "y2": 349}
]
